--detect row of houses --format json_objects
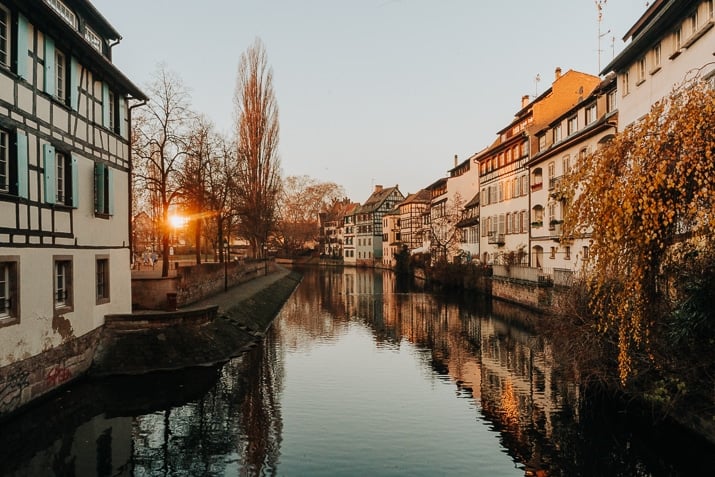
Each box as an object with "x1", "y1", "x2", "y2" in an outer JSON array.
[{"x1": 323, "y1": 0, "x2": 715, "y2": 284}]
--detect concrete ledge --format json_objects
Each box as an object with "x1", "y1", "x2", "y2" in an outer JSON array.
[{"x1": 104, "y1": 306, "x2": 219, "y2": 331}]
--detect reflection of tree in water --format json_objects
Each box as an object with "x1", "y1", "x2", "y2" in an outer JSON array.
[
  {"x1": 236, "y1": 328, "x2": 283, "y2": 476},
  {"x1": 130, "y1": 332, "x2": 284, "y2": 476}
]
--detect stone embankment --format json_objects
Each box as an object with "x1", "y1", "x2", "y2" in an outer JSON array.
[{"x1": 90, "y1": 268, "x2": 302, "y2": 376}]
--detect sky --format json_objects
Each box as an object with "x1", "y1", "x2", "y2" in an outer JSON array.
[{"x1": 91, "y1": 0, "x2": 648, "y2": 202}]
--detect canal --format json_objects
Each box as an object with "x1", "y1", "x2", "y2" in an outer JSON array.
[{"x1": 1, "y1": 266, "x2": 713, "y2": 476}]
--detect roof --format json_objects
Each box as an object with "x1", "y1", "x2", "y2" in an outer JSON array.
[
  {"x1": 356, "y1": 185, "x2": 403, "y2": 214},
  {"x1": 24, "y1": 0, "x2": 147, "y2": 100},
  {"x1": 601, "y1": 0, "x2": 699, "y2": 75},
  {"x1": 400, "y1": 189, "x2": 431, "y2": 206}
]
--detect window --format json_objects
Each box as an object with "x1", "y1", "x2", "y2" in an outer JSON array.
[
  {"x1": 562, "y1": 155, "x2": 571, "y2": 175},
  {"x1": 607, "y1": 90, "x2": 616, "y2": 113},
  {"x1": 94, "y1": 162, "x2": 114, "y2": 216},
  {"x1": 672, "y1": 27, "x2": 682, "y2": 56},
  {"x1": 83, "y1": 25, "x2": 102, "y2": 52},
  {"x1": 582, "y1": 246, "x2": 589, "y2": 261},
  {"x1": 0, "y1": 258, "x2": 19, "y2": 325},
  {"x1": 43, "y1": 146, "x2": 76, "y2": 206},
  {"x1": 565, "y1": 246, "x2": 571, "y2": 260},
  {"x1": 550, "y1": 247, "x2": 556, "y2": 259},
  {"x1": 45, "y1": 0, "x2": 77, "y2": 29},
  {"x1": 0, "y1": 128, "x2": 7, "y2": 192},
  {"x1": 585, "y1": 103, "x2": 597, "y2": 124},
  {"x1": 54, "y1": 257, "x2": 73, "y2": 312},
  {"x1": 650, "y1": 42, "x2": 662, "y2": 73},
  {"x1": 520, "y1": 141, "x2": 528, "y2": 157},
  {"x1": 636, "y1": 57, "x2": 646, "y2": 84},
  {"x1": 96, "y1": 256, "x2": 110, "y2": 304},
  {"x1": 622, "y1": 71, "x2": 630, "y2": 96},
  {"x1": 0, "y1": 4, "x2": 9, "y2": 68},
  {"x1": 567, "y1": 116, "x2": 578, "y2": 135},
  {"x1": 55, "y1": 48, "x2": 66, "y2": 102},
  {"x1": 553, "y1": 124, "x2": 562, "y2": 143},
  {"x1": 538, "y1": 134, "x2": 546, "y2": 152}
]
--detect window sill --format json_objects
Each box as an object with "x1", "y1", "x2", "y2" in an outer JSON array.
[
  {"x1": 669, "y1": 49, "x2": 682, "y2": 60},
  {"x1": 682, "y1": 20, "x2": 714, "y2": 49},
  {"x1": 636, "y1": 78, "x2": 646, "y2": 86},
  {"x1": 649, "y1": 66, "x2": 662, "y2": 75},
  {"x1": 0, "y1": 315, "x2": 19, "y2": 328},
  {"x1": 96, "y1": 297, "x2": 110, "y2": 306},
  {"x1": 53, "y1": 305, "x2": 74, "y2": 317},
  {"x1": 94, "y1": 212, "x2": 111, "y2": 220}
]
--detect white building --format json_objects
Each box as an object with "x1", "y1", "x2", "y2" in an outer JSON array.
[
  {"x1": 528, "y1": 75, "x2": 618, "y2": 280},
  {"x1": 0, "y1": 0, "x2": 146, "y2": 417},
  {"x1": 602, "y1": 0, "x2": 715, "y2": 129}
]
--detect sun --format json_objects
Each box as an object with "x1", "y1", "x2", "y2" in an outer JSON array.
[{"x1": 169, "y1": 215, "x2": 187, "y2": 229}]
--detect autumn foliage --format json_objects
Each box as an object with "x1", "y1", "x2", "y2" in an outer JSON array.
[{"x1": 559, "y1": 81, "x2": 715, "y2": 384}]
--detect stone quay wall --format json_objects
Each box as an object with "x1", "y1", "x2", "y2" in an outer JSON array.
[
  {"x1": 132, "y1": 260, "x2": 276, "y2": 310},
  {"x1": 0, "y1": 328, "x2": 101, "y2": 422}
]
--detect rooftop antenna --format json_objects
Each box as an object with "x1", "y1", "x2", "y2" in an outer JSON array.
[
  {"x1": 595, "y1": 0, "x2": 610, "y2": 72},
  {"x1": 534, "y1": 73, "x2": 541, "y2": 97}
]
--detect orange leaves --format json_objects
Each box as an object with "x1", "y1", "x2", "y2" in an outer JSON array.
[{"x1": 562, "y1": 81, "x2": 715, "y2": 384}]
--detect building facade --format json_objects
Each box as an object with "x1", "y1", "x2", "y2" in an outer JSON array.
[
  {"x1": 478, "y1": 68, "x2": 601, "y2": 265},
  {"x1": 0, "y1": 0, "x2": 145, "y2": 417},
  {"x1": 354, "y1": 184, "x2": 403, "y2": 267},
  {"x1": 528, "y1": 74, "x2": 618, "y2": 279},
  {"x1": 603, "y1": 0, "x2": 715, "y2": 129}
]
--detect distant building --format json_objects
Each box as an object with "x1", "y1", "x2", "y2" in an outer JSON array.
[
  {"x1": 353, "y1": 184, "x2": 404, "y2": 267},
  {"x1": 0, "y1": 0, "x2": 146, "y2": 417}
]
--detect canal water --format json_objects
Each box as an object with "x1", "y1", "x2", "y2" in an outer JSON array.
[{"x1": 1, "y1": 266, "x2": 713, "y2": 476}]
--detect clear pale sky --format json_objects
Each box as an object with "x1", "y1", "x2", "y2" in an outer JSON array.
[{"x1": 92, "y1": 0, "x2": 648, "y2": 202}]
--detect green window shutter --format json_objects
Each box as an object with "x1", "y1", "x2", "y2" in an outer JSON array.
[
  {"x1": 44, "y1": 37, "x2": 56, "y2": 96},
  {"x1": 43, "y1": 144, "x2": 56, "y2": 204},
  {"x1": 70, "y1": 56, "x2": 80, "y2": 111},
  {"x1": 17, "y1": 14, "x2": 29, "y2": 80},
  {"x1": 16, "y1": 132, "x2": 28, "y2": 198},
  {"x1": 70, "y1": 155, "x2": 79, "y2": 208},
  {"x1": 102, "y1": 83, "x2": 110, "y2": 127},
  {"x1": 94, "y1": 162, "x2": 105, "y2": 213},
  {"x1": 118, "y1": 96, "x2": 126, "y2": 137},
  {"x1": 107, "y1": 167, "x2": 114, "y2": 215}
]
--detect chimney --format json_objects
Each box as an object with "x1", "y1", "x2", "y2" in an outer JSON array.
[
  {"x1": 454, "y1": 154, "x2": 458, "y2": 167},
  {"x1": 374, "y1": 184, "x2": 383, "y2": 193},
  {"x1": 555, "y1": 67, "x2": 562, "y2": 80},
  {"x1": 521, "y1": 94, "x2": 530, "y2": 108}
]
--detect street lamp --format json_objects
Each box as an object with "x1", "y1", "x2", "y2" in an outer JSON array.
[
  {"x1": 263, "y1": 243, "x2": 268, "y2": 275},
  {"x1": 223, "y1": 239, "x2": 228, "y2": 291}
]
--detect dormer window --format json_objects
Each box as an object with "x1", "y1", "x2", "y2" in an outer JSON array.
[
  {"x1": 44, "y1": 0, "x2": 77, "y2": 29},
  {"x1": 84, "y1": 26, "x2": 102, "y2": 52}
]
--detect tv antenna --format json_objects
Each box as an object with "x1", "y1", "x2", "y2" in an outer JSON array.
[{"x1": 595, "y1": 0, "x2": 609, "y2": 72}]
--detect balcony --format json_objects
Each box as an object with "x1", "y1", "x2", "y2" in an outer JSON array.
[
  {"x1": 487, "y1": 231, "x2": 505, "y2": 245},
  {"x1": 549, "y1": 176, "x2": 562, "y2": 190},
  {"x1": 530, "y1": 182, "x2": 543, "y2": 192},
  {"x1": 549, "y1": 222, "x2": 562, "y2": 240}
]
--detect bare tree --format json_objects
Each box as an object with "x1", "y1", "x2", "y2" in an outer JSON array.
[
  {"x1": 429, "y1": 193, "x2": 465, "y2": 262},
  {"x1": 133, "y1": 66, "x2": 194, "y2": 276},
  {"x1": 233, "y1": 38, "x2": 282, "y2": 258},
  {"x1": 275, "y1": 175, "x2": 344, "y2": 255}
]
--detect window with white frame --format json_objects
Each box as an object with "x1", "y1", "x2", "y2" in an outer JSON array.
[
  {"x1": 0, "y1": 128, "x2": 8, "y2": 192},
  {"x1": 651, "y1": 42, "x2": 661, "y2": 73},
  {"x1": 622, "y1": 70, "x2": 630, "y2": 96},
  {"x1": 0, "y1": 4, "x2": 9, "y2": 68},
  {"x1": 553, "y1": 124, "x2": 562, "y2": 143},
  {"x1": 0, "y1": 258, "x2": 19, "y2": 325},
  {"x1": 585, "y1": 103, "x2": 597, "y2": 124},
  {"x1": 567, "y1": 115, "x2": 578, "y2": 135},
  {"x1": 54, "y1": 257, "x2": 73, "y2": 312},
  {"x1": 96, "y1": 256, "x2": 110, "y2": 304},
  {"x1": 673, "y1": 27, "x2": 682, "y2": 54},
  {"x1": 636, "y1": 57, "x2": 646, "y2": 84},
  {"x1": 562, "y1": 155, "x2": 571, "y2": 175},
  {"x1": 607, "y1": 90, "x2": 616, "y2": 113},
  {"x1": 55, "y1": 48, "x2": 66, "y2": 102}
]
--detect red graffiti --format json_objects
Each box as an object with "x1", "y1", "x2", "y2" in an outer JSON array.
[{"x1": 46, "y1": 366, "x2": 72, "y2": 386}]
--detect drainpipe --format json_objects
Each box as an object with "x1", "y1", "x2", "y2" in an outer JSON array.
[{"x1": 128, "y1": 97, "x2": 148, "y2": 269}]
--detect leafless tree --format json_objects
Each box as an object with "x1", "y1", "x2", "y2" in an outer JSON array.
[
  {"x1": 275, "y1": 175, "x2": 345, "y2": 255},
  {"x1": 133, "y1": 66, "x2": 194, "y2": 276},
  {"x1": 233, "y1": 38, "x2": 282, "y2": 258}
]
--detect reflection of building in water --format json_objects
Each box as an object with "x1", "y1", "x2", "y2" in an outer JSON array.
[{"x1": 374, "y1": 267, "x2": 576, "y2": 470}]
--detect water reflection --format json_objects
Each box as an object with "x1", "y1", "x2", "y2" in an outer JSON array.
[{"x1": 1, "y1": 267, "x2": 713, "y2": 476}]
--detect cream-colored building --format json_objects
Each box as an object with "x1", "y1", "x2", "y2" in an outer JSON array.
[
  {"x1": 528, "y1": 74, "x2": 618, "y2": 281},
  {"x1": 603, "y1": 0, "x2": 715, "y2": 129},
  {"x1": 477, "y1": 68, "x2": 601, "y2": 265},
  {"x1": 0, "y1": 0, "x2": 145, "y2": 417}
]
